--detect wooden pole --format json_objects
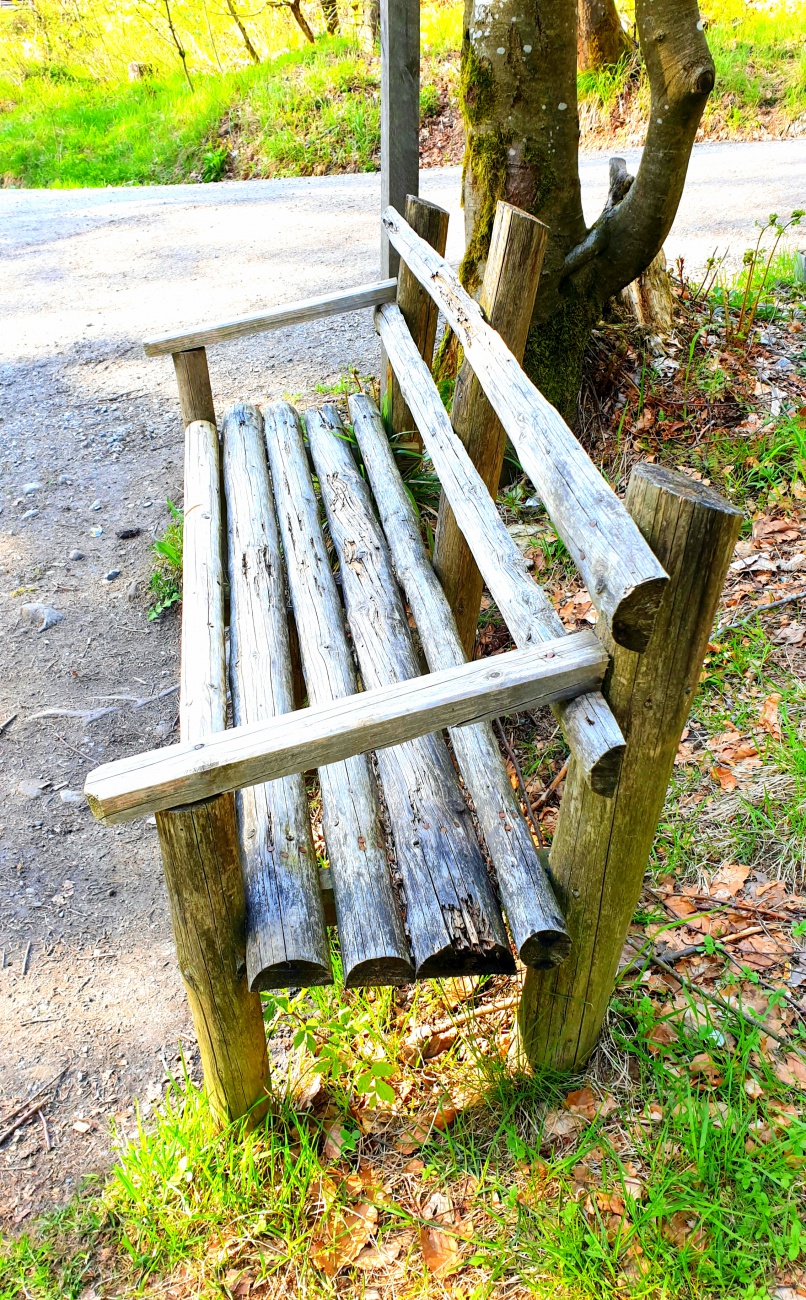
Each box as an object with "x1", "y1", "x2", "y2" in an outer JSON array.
[
  {"x1": 518, "y1": 464, "x2": 742, "y2": 1071},
  {"x1": 380, "y1": 0, "x2": 419, "y2": 279},
  {"x1": 432, "y1": 202, "x2": 548, "y2": 657},
  {"x1": 383, "y1": 195, "x2": 449, "y2": 443},
  {"x1": 156, "y1": 366, "x2": 268, "y2": 1124}
]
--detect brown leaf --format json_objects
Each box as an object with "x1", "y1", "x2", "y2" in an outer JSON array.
[
  {"x1": 759, "y1": 693, "x2": 783, "y2": 740},
  {"x1": 354, "y1": 1230, "x2": 414, "y2": 1272},
  {"x1": 323, "y1": 1119, "x2": 350, "y2": 1161},
  {"x1": 689, "y1": 1053, "x2": 723, "y2": 1086},
  {"x1": 774, "y1": 1054, "x2": 806, "y2": 1091},
  {"x1": 564, "y1": 1086, "x2": 599, "y2": 1120},
  {"x1": 712, "y1": 764, "x2": 738, "y2": 792},
  {"x1": 645, "y1": 1021, "x2": 677, "y2": 1054},
  {"x1": 665, "y1": 895, "x2": 698, "y2": 918},
  {"x1": 709, "y1": 863, "x2": 750, "y2": 900},
  {"x1": 395, "y1": 1101, "x2": 458, "y2": 1153},
  {"x1": 420, "y1": 1225, "x2": 461, "y2": 1277},
  {"x1": 661, "y1": 1211, "x2": 707, "y2": 1250},
  {"x1": 542, "y1": 1110, "x2": 582, "y2": 1138},
  {"x1": 773, "y1": 623, "x2": 806, "y2": 646},
  {"x1": 311, "y1": 1202, "x2": 378, "y2": 1277}
]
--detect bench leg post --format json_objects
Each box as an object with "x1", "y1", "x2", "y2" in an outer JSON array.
[
  {"x1": 518, "y1": 465, "x2": 741, "y2": 1072},
  {"x1": 156, "y1": 797, "x2": 269, "y2": 1125},
  {"x1": 173, "y1": 347, "x2": 216, "y2": 427},
  {"x1": 432, "y1": 201, "x2": 547, "y2": 657}
]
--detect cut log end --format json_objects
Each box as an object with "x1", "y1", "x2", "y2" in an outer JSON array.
[
  {"x1": 611, "y1": 575, "x2": 669, "y2": 653},
  {"x1": 587, "y1": 739, "x2": 627, "y2": 798},
  {"x1": 345, "y1": 956, "x2": 415, "y2": 988},
  {"x1": 415, "y1": 943, "x2": 516, "y2": 980},
  {"x1": 248, "y1": 960, "x2": 334, "y2": 993},
  {"x1": 519, "y1": 928, "x2": 572, "y2": 970}
]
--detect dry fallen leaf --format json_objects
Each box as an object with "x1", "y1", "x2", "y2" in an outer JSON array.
[
  {"x1": 419, "y1": 1191, "x2": 462, "y2": 1277},
  {"x1": 759, "y1": 693, "x2": 783, "y2": 740},
  {"x1": 712, "y1": 764, "x2": 738, "y2": 792},
  {"x1": 322, "y1": 1119, "x2": 350, "y2": 1161},
  {"x1": 542, "y1": 1110, "x2": 582, "y2": 1138},
  {"x1": 709, "y1": 862, "x2": 750, "y2": 900},
  {"x1": 775, "y1": 1054, "x2": 806, "y2": 1091},
  {"x1": 354, "y1": 1230, "x2": 414, "y2": 1272},
  {"x1": 395, "y1": 1101, "x2": 459, "y2": 1153},
  {"x1": 645, "y1": 1021, "x2": 677, "y2": 1054},
  {"x1": 773, "y1": 622, "x2": 806, "y2": 646},
  {"x1": 689, "y1": 1052, "x2": 723, "y2": 1086},
  {"x1": 661, "y1": 1211, "x2": 707, "y2": 1250},
  {"x1": 311, "y1": 1202, "x2": 378, "y2": 1277}
]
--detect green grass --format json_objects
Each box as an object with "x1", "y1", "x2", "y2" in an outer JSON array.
[{"x1": 148, "y1": 499, "x2": 183, "y2": 620}]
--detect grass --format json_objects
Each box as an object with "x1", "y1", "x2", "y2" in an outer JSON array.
[
  {"x1": 2, "y1": 1, "x2": 806, "y2": 188},
  {"x1": 148, "y1": 499, "x2": 184, "y2": 620}
]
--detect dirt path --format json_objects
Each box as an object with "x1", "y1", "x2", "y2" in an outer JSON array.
[{"x1": 1, "y1": 142, "x2": 805, "y2": 1229}]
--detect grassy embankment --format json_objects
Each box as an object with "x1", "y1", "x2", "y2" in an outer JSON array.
[{"x1": 0, "y1": 0, "x2": 804, "y2": 189}]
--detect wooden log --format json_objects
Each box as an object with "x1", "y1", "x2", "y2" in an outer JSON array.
[
  {"x1": 381, "y1": 206, "x2": 669, "y2": 652},
  {"x1": 222, "y1": 403, "x2": 331, "y2": 990},
  {"x1": 518, "y1": 464, "x2": 742, "y2": 1071},
  {"x1": 433, "y1": 202, "x2": 547, "y2": 656},
  {"x1": 85, "y1": 632, "x2": 608, "y2": 825},
  {"x1": 383, "y1": 195, "x2": 449, "y2": 443},
  {"x1": 349, "y1": 393, "x2": 569, "y2": 969},
  {"x1": 307, "y1": 404, "x2": 515, "y2": 977},
  {"x1": 375, "y1": 303, "x2": 625, "y2": 797},
  {"x1": 172, "y1": 348, "x2": 216, "y2": 427},
  {"x1": 263, "y1": 402, "x2": 413, "y2": 987},
  {"x1": 155, "y1": 415, "x2": 268, "y2": 1123},
  {"x1": 146, "y1": 281, "x2": 397, "y2": 357},
  {"x1": 380, "y1": 0, "x2": 419, "y2": 278},
  {"x1": 621, "y1": 247, "x2": 674, "y2": 334}
]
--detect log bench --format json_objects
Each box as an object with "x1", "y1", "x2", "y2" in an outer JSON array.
[{"x1": 83, "y1": 198, "x2": 737, "y2": 1124}]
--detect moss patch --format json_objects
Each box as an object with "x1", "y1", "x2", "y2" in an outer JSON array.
[
  {"x1": 458, "y1": 127, "x2": 510, "y2": 290},
  {"x1": 523, "y1": 288, "x2": 602, "y2": 422},
  {"x1": 459, "y1": 30, "x2": 496, "y2": 128}
]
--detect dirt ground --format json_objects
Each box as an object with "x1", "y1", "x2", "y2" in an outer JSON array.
[{"x1": 1, "y1": 145, "x2": 805, "y2": 1229}]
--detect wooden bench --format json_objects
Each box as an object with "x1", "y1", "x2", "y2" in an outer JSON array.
[{"x1": 85, "y1": 198, "x2": 726, "y2": 1123}]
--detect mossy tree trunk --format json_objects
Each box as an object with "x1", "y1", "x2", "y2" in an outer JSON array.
[
  {"x1": 460, "y1": 0, "x2": 714, "y2": 420},
  {"x1": 578, "y1": 0, "x2": 630, "y2": 72}
]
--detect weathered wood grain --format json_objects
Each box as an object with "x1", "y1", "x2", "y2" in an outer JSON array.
[
  {"x1": 381, "y1": 205, "x2": 669, "y2": 652},
  {"x1": 519, "y1": 465, "x2": 742, "y2": 1070},
  {"x1": 222, "y1": 403, "x2": 331, "y2": 991},
  {"x1": 154, "y1": 414, "x2": 268, "y2": 1123},
  {"x1": 380, "y1": 0, "x2": 419, "y2": 277},
  {"x1": 384, "y1": 195, "x2": 449, "y2": 442},
  {"x1": 263, "y1": 402, "x2": 413, "y2": 986},
  {"x1": 307, "y1": 403, "x2": 515, "y2": 977},
  {"x1": 349, "y1": 393, "x2": 569, "y2": 969},
  {"x1": 376, "y1": 304, "x2": 625, "y2": 797},
  {"x1": 432, "y1": 201, "x2": 547, "y2": 655},
  {"x1": 172, "y1": 349, "x2": 216, "y2": 427},
  {"x1": 145, "y1": 280, "x2": 397, "y2": 356}
]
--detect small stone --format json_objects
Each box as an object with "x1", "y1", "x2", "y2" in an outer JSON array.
[
  {"x1": 127, "y1": 579, "x2": 140, "y2": 600},
  {"x1": 116, "y1": 526, "x2": 141, "y2": 540},
  {"x1": 69, "y1": 549, "x2": 85, "y2": 561},
  {"x1": 104, "y1": 569, "x2": 121, "y2": 582},
  {"x1": 20, "y1": 602, "x2": 65, "y2": 632},
  {"x1": 18, "y1": 779, "x2": 49, "y2": 798},
  {"x1": 58, "y1": 474, "x2": 72, "y2": 486},
  {"x1": 59, "y1": 789, "x2": 85, "y2": 805},
  {"x1": 21, "y1": 508, "x2": 38, "y2": 521},
  {"x1": 773, "y1": 356, "x2": 794, "y2": 371},
  {"x1": 22, "y1": 481, "x2": 42, "y2": 495},
  {"x1": 90, "y1": 498, "x2": 102, "y2": 511},
  {"x1": 154, "y1": 719, "x2": 172, "y2": 742},
  {"x1": 90, "y1": 526, "x2": 103, "y2": 538}
]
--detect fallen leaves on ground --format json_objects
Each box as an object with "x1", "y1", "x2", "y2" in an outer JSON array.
[
  {"x1": 419, "y1": 1191, "x2": 463, "y2": 1277},
  {"x1": 311, "y1": 1201, "x2": 378, "y2": 1277}
]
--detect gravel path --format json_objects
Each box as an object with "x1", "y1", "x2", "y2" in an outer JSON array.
[{"x1": 0, "y1": 138, "x2": 804, "y2": 1227}]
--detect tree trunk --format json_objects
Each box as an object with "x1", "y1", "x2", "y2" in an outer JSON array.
[
  {"x1": 577, "y1": 0, "x2": 630, "y2": 72},
  {"x1": 287, "y1": 0, "x2": 316, "y2": 43},
  {"x1": 460, "y1": 0, "x2": 713, "y2": 420},
  {"x1": 226, "y1": 0, "x2": 261, "y2": 63},
  {"x1": 321, "y1": 0, "x2": 339, "y2": 34}
]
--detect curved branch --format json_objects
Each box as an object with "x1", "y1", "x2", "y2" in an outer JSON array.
[{"x1": 565, "y1": 0, "x2": 713, "y2": 301}]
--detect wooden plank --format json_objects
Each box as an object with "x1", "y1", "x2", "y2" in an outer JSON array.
[
  {"x1": 381, "y1": 206, "x2": 669, "y2": 652},
  {"x1": 519, "y1": 465, "x2": 742, "y2": 1070},
  {"x1": 307, "y1": 404, "x2": 514, "y2": 977},
  {"x1": 384, "y1": 195, "x2": 449, "y2": 443},
  {"x1": 380, "y1": 0, "x2": 419, "y2": 278},
  {"x1": 144, "y1": 280, "x2": 398, "y2": 357},
  {"x1": 349, "y1": 393, "x2": 569, "y2": 969},
  {"x1": 155, "y1": 414, "x2": 268, "y2": 1123},
  {"x1": 433, "y1": 201, "x2": 547, "y2": 655},
  {"x1": 375, "y1": 304, "x2": 625, "y2": 797},
  {"x1": 172, "y1": 349, "x2": 216, "y2": 426},
  {"x1": 222, "y1": 403, "x2": 331, "y2": 990},
  {"x1": 263, "y1": 402, "x2": 413, "y2": 987},
  {"x1": 87, "y1": 630, "x2": 606, "y2": 826}
]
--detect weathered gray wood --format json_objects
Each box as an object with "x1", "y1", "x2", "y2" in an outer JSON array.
[
  {"x1": 375, "y1": 304, "x2": 625, "y2": 797},
  {"x1": 85, "y1": 630, "x2": 607, "y2": 825},
  {"x1": 433, "y1": 201, "x2": 548, "y2": 655},
  {"x1": 307, "y1": 404, "x2": 514, "y2": 977},
  {"x1": 349, "y1": 393, "x2": 569, "y2": 969},
  {"x1": 222, "y1": 403, "x2": 331, "y2": 991},
  {"x1": 519, "y1": 465, "x2": 742, "y2": 1070},
  {"x1": 146, "y1": 280, "x2": 397, "y2": 357},
  {"x1": 382, "y1": 206, "x2": 669, "y2": 652},
  {"x1": 263, "y1": 402, "x2": 413, "y2": 987},
  {"x1": 383, "y1": 195, "x2": 449, "y2": 443},
  {"x1": 172, "y1": 349, "x2": 216, "y2": 427},
  {"x1": 154, "y1": 414, "x2": 268, "y2": 1123},
  {"x1": 380, "y1": 0, "x2": 419, "y2": 278}
]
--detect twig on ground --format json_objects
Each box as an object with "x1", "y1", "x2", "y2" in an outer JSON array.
[
  {"x1": 534, "y1": 760, "x2": 569, "y2": 808},
  {"x1": 494, "y1": 720, "x2": 544, "y2": 848},
  {"x1": 0, "y1": 1063, "x2": 70, "y2": 1139},
  {"x1": 22, "y1": 941, "x2": 31, "y2": 976},
  {"x1": 0, "y1": 713, "x2": 17, "y2": 735},
  {"x1": 713, "y1": 588, "x2": 806, "y2": 638},
  {"x1": 54, "y1": 733, "x2": 94, "y2": 763},
  {"x1": 38, "y1": 1109, "x2": 51, "y2": 1152}
]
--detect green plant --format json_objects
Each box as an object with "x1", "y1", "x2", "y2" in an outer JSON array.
[
  {"x1": 148, "y1": 499, "x2": 183, "y2": 620},
  {"x1": 419, "y1": 82, "x2": 440, "y2": 120},
  {"x1": 201, "y1": 141, "x2": 228, "y2": 180}
]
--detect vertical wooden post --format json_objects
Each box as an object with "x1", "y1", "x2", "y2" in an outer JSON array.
[
  {"x1": 156, "y1": 358, "x2": 269, "y2": 1125},
  {"x1": 383, "y1": 195, "x2": 449, "y2": 443},
  {"x1": 432, "y1": 203, "x2": 548, "y2": 656},
  {"x1": 519, "y1": 465, "x2": 742, "y2": 1071},
  {"x1": 380, "y1": 0, "x2": 419, "y2": 279}
]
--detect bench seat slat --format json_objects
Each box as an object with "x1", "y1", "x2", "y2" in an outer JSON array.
[
  {"x1": 349, "y1": 393, "x2": 569, "y2": 969},
  {"x1": 223, "y1": 404, "x2": 331, "y2": 991},
  {"x1": 263, "y1": 402, "x2": 414, "y2": 987},
  {"x1": 307, "y1": 405, "x2": 515, "y2": 978}
]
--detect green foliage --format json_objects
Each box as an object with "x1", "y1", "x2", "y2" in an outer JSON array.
[
  {"x1": 148, "y1": 499, "x2": 183, "y2": 620},
  {"x1": 419, "y1": 82, "x2": 440, "y2": 120}
]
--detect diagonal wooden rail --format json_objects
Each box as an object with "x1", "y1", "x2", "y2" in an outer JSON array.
[{"x1": 381, "y1": 206, "x2": 669, "y2": 652}]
